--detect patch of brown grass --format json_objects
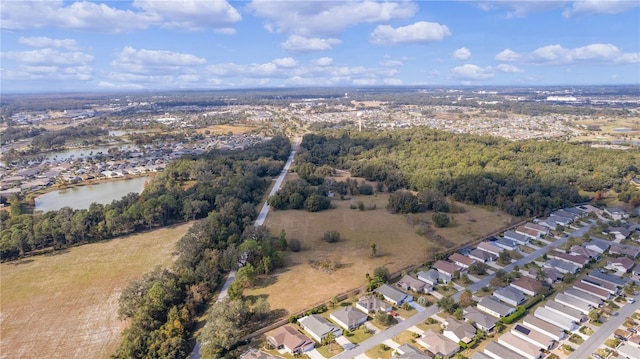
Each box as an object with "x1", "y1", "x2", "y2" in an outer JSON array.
[
  {"x1": 196, "y1": 124, "x2": 255, "y2": 135},
  {"x1": 247, "y1": 179, "x2": 511, "y2": 316},
  {"x1": 0, "y1": 223, "x2": 191, "y2": 359}
]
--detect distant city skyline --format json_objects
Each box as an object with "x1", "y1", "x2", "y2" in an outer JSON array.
[{"x1": 1, "y1": 0, "x2": 639, "y2": 93}]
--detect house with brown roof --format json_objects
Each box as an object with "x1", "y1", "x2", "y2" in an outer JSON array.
[
  {"x1": 610, "y1": 243, "x2": 640, "y2": 259},
  {"x1": 510, "y1": 277, "x2": 545, "y2": 297},
  {"x1": 524, "y1": 222, "x2": 550, "y2": 236},
  {"x1": 433, "y1": 260, "x2": 463, "y2": 279},
  {"x1": 444, "y1": 318, "x2": 476, "y2": 344},
  {"x1": 265, "y1": 325, "x2": 315, "y2": 355},
  {"x1": 449, "y1": 253, "x2": 476, "y2": 269},
  {"x1": 477, "y1": 241, "x2": 503, "y2": 256},
  {"x1": 606, "y1": 257, "x2": 636, "y2": 274},
  {"x1": 516, "y1": 226, "x2": 541, "y2": 240},
  {"x1": 498, "y1": 332, "x2": 543, "y2": 359},
  {"x1": 469, "y1": 248, "x2": 497, "y2": 262},
  {"x1": 573, "y1": 281, "x2": 611, "y2": 300},
  {"x1": 551, "y1": 252, "x2": 589, "y2": 267},
  {"x1": 241, "y1": 349, "x2": 283, "y2": 359},
  {"x1": 581, "y1": 275, "x2": 619, "y2": 295},
  {"x1": 397, "y1": 274, "x2": 428, "y2": 293},
  {"x1": 416, "y1": 330, "x2": 459, "y2": 358}
]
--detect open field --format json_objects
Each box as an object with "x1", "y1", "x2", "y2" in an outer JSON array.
[
  {"x1": 196, "y1": 124, "x2": 255, "y2": 135},
  {"x1": 246, "y1": 174, "x2": 513, "y2": 316},
  {"x1": 0, "y1": 222, "x2": 191, "y2": 359}
]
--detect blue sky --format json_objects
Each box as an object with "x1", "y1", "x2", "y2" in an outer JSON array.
[{"x1": 1, "y1": 0, "x2": 639, "y2": 93}]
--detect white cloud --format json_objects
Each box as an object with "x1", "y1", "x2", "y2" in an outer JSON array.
[
  {"x1": 19, "y1": 37, "x2": 79, "y2": 50},
  {"x1": 112, "y1": 47, "x2": 206, "y2": 70},
  {"x1": 247, "y1": 0, "x2": 417, "y2": 36},
  {"x1": 531, "y1": 44, "x2": 571, "y2": 62},
  {"x1": 495, "y1": 48, "x2": 522, "y2": 61},
  {"x1": 450, "y1": 64, "x2": 495, "y2": 80},
  {"x1": 313, "y1": 57, "x2": 334, "y2": 67},
  {"x1": 2, "y1": 48, "x2": 94, "y2": 65},
  {"x1": 272, "y1": 57, "x2": 299, "y2": 68},
  {"x1": 383, "y1": 78, "x2": 403, "y2": 85},
  {"x1": 452, "y1": 47, "x2": 471, "y2": 60},
  {"x1": 370, "y1": 21, "x2": 451, "y2": 45},
  {"x1": 132, "y1": 0, "x2": 241, "y2": 32},
  {"x1": 497, "y1": 64, "x2": 524, "y2": 72},
  {"x1": 380, "y1": 59, "x2": 403, "y2": 67},
  {"x1": 563, "y1": 0, "x2": 639, "y2": 17},
  {"x1": 281, "y1": 35, "x2": 341, "y2": 53},
  {"x1": 1, "y1": 64, "x2": 92, "y2": 81},
  {"x1": 477, "y1": 1, "x2": 567, "y2": 18},
  {"x1": 0, "y1": 0, "x2": 240, "y2": 33}
]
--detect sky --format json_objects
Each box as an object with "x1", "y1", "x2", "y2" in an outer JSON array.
[{"x1": 1, "y1": 0, "x2": 639, "y2": 93}]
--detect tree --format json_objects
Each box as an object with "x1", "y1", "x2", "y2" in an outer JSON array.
[
  {"x1": 497, "y1": 251, "x2": 512, "y2": 265},
  {"x1": 289, "y1": 238, "x2": 301, "y2": 252},
  {"x1": 375, "y1": 311, "x2": 393, "y2": 326},
  {"x1": 322, "y1": 332, "x2": 336, "y2": 345},
  {"x1": 198, "y1": 299, "x2": 249, "y2": 357},
  {"x1": 469, "y1": 262, "x2": 488, "y2": 275},
  {"x1": 588, "y1": 309, "x2": 600, "y2": 321},
  {"x1": 432, "y1": 212, "x2": 450, "y2": 228},
  {"x1": 330, "y1": 295, "x2": 339, "y2": 308},
  {"x1": 373, "y1": 266, "x2": 390, "y2": 283},
  {"x1": 322, "y1": 230, "x2": 341, "y2": 243},
  {"x1": 278, "y1": 229, "x2": 287, "y2": 251},
  {"x1": 437, "y1": 296, "x2": 457, "y2": 314},
  {"x1": 370, "y1": 243, "x2": 377, "y2": 258},
  {"x1": 458, "y1": 289, "x2": 474, "y2": 308},
  {"x1": 453, "y1": 307, "x2": 464, "y2": 320}
]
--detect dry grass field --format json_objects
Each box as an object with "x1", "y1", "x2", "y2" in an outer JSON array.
[
  {"x1": 246, "y1": 174, "x2": 513, "y2": 316},
  {"x1": 0, "y1": 222, "x2": 191, "y2": 359},
  {"x1": 196, "y1": 124, "x2": 255, "y2": 135}
]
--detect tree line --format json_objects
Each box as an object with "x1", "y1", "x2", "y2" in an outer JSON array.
[
  {"x1": 295, "y1": 129, "x2": 640, "y2": 216},
  {"x1": 0, "y1": 136, "x2": 291, "y2": 261}
]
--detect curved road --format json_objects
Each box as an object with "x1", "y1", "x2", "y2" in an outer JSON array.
[{"x1": 189, "y1": 137, "x2": 300, "y2": 359}]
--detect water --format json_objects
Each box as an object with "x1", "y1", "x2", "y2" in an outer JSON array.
[
  {"x1": 44, "y1": 145, "x2": 139, "y2": 161},
  {"x1": 35, "y1": 176, "x2": 148, "y2": 212}
]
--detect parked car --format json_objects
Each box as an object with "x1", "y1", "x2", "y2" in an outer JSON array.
[{"x1": 626, "y1": 297, "x2": 636, "y2": 304}]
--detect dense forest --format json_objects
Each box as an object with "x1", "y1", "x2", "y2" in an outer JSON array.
[{"x1": 293, "y1": 129, "x2": 640, "y2": 216}]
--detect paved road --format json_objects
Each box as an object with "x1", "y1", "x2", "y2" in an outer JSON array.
[
  {"x1": 331, "y1": 305, "x2": 442, "y2": 359},
  {"x1": 255, "y1": 138, "x2": 300, "y2": 226},
  {"x1": 568, "y1": 292, "x2": 640, "y2": 359},
  {"x1": 333, "y1": 223, "x2": 595, "y2": 358},
  {"x1": 461, "y1": 224, "x2": 592, "y2": 297},
  {"x1": 189, "y1": 138, "x2": 299, "y2": 359}
]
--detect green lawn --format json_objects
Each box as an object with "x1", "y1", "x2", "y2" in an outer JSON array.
[
  {"x1": 317, "y1": 343, "x2": 344, "y2": 358},
  {"x1": 365, "y1": 344, "x2": 394, "y2": 359},
  {"x1": 345, "y1": 325, "x2": 374, "y2": 344}
]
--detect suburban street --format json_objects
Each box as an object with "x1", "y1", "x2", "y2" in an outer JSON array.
[
  {"x1": 568, "y1": 292, "x2": 640, "y2": 359},
  {"x1": 189, "y1": 138, "x2": 299, "y2": 359}
]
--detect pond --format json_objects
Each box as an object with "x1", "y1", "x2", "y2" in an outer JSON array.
[
  {"x1": 35, "y1": 176, "x2": 148, "y2": 212},
  {"x1": 44, "y1": 144, "x2": 139, "y2": 161}
]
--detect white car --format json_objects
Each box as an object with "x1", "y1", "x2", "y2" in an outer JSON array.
[{"x1": 627, "y1": 297, "x2": 636, "y2": 304}]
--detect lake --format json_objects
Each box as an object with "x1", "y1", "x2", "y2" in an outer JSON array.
[
  {"x1": 35, "y1": 176, "x2": 148, "y2": 212},
  {"x1": 44, "y1": 144, "x2": 139, "y2": 161}
]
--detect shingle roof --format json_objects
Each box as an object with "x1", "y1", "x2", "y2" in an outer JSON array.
[
  {"x1": 266, "y1": 325, "x2": 314, "y2": 353},
  {"x1": 330, "y1": 306, "x2": 368, "y2": 329},
  {"x1": 375, "y1": 284, "x2": 410, "y2": 303}
]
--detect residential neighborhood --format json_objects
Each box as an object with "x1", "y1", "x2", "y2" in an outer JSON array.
[{"x1": 238, "y1": 204, "x2": 640, "y2": 359}]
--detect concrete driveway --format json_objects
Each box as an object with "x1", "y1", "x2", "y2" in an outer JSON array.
[{"x1": 305, "y1": 348, "x2": 325, "y2": 359}]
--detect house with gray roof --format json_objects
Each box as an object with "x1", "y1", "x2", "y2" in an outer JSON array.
[
  {"x1": 533, "y1": 307, "x2": 577, "y2": 332},
  {"x1": 604, "y1": 207, "x2": 629, "y2": 220},
  {"x1": 581, "y1": 276, "x2": 619, "y2": 295},
  {"x1": 524, "y1": 222, "x2": 550, "y2": 236},
  {"x1": 484, "y1": 341, "x2": 528, "y2": 359},
  {"x1": 504, "y1": 230, "x2": 530, "y2": 245},
  {"x1": 547, "y1": 214, "x2": 572, "y2": 226},
  {"x1": 469, "y1": 248, "x2": 497, "y2": 262},
  {"x1": 543, "y1": 258, "x2": 579, "y2": 274},
  {"x1": 330, "y1": 306, "x2": 368, "y2": 331},
  {"x1": 512, "y1": 324, "x2": 555, "y2": 350},
  {"x1": 375, "y1": 284, "x2": 412, "y2": 306},
  {"x1": 298, "y1": 315, "x2": 342, "y2": 343},
  {"x1": 471, "y1": 352, "x2": 494, "y2": 359},
  {"x1": 564, "y1": 287, "x2": 602, "y2": 308},
  {"x1": 391, "y1": 344, "x2": 431, "y2": 359},
  {"x1": 510, "y1": 277, "x2": 545, "y2": 297},
  {"x1": 516, "y1": 226, "x2": 541, "y2": 240},
  {"x1": 522, "y1": 315, "x2": 566, "y2": 341},
  {"x1": 554, "y1": 293, "x2": 592, "y2": 314},
  {"x1": 552, "y1": 252, "x2": 589, "y2": 267},
  {"x1": 589, "y1": 269, "x2": 627, "y2": 287},
  {"x1": 498, "y1": 332, "x2": 543, "y2": 359},
  {"x1": 618, "y1": 343, "x2": 640, "y2": 359},
  {"x1": 585, "y1": 238, "x2": 610, "y2": 254},
  {"x1": 416, "y1": 269, "x2": 440, "y2": 286},
  {"x1": 464, "y1": 307, "x2": 497, "y2": 332},
  {"x1": 494, "y1": 286, "x2": 526, "y2": 306},
  {"x1": 607, "y1": 257, "x2": 636, "y2": 274},
  {"x1": 477, "y1": 296, "x2": 515, "y2": 318},
  {"x1": 397, "y1": 274, "x2": 427, "y2": 293},
  {"x1": 356, "y1": 295, "x2": 392, "y2": 314},
  {"x1": 494, "y1": 237, "x2": 518, "y2": 251},
  {"x1": 570, "y1": 245, "x2": 600, "y2": 260},
  {"x1": 544, "y1": 300, "x2": 584, "y2": 323}
]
